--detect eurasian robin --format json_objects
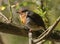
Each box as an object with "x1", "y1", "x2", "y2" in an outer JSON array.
[{"x1": 17, "y1": 8, "x2": 46, "y2": 32}]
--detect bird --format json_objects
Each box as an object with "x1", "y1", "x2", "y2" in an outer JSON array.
[{"x1": 17, "y1": 8, "x2": 46, "y2": 32}]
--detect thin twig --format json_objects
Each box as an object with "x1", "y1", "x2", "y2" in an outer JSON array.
[
  {"x1": 36, "y1": 40, "x2": 45, "y2": 44},
  {"x1": 0, "y1": 12, "x2": 8, "y2": 21},
  {"x1": 0, "y1": 12, "x2": 11, "y2": 23},
  {"x1": 38, "y1": 16, "x2": 60, "y2": 38},
  {"x1": 33, "y1": 16, "x2": 60, "y2": 43}
]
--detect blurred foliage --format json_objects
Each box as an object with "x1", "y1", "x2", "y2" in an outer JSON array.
[
  {"x1": 0, "y1": 0, "x2": 60, "y2": 44},
  {"x1": 0, "y1": 6, "x2": 6, "y2": 11}
]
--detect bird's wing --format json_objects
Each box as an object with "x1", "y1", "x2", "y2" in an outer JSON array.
[{"x1": 27, "y1": 11, "x2": 46, "y2": 30}]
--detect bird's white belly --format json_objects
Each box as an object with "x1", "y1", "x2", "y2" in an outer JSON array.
[{"x1": 27, "y1": 24, "x2": 43, "y2": 31}]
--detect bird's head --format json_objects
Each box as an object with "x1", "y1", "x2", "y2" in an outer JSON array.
[{"x1": 17, "y1": 8, "x2": 29, "y2": 24}]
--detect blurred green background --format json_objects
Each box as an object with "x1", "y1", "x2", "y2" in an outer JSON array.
[{"x1": 0, "y1": 0, "x2": 60, "y2": 44}]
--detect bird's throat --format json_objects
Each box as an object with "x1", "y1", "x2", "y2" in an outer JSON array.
[{"x1": 19, "y1": 14, "x2": 27, "y2": 25}]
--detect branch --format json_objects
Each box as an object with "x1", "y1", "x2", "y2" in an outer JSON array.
[
  {"x1": 0, "y1": 22, "x2": 28, "y2": 37},
  {"x1": 0, "y1": 16, "x2": 59, "y2": 44},
  {"x1": 0, "y1": 12, "x2": 8, "y2": 21},
  {"x1": 33, "y1": 16, "x2": 60, "y2": 43},
  {"x1": 0, "y1": 22, "x2": 43, "y2": 38},
  {"x1": 38, "y1": 16, "x2": 60, "y2": 38}
]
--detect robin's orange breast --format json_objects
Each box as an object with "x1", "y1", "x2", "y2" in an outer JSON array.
[{"x1": 19, "y1": 13, "x2": 27, "y2": 25}]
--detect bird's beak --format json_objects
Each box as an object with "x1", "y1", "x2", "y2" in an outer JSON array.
[{"x1": 16, "y1": 11, "x2": 21, "y2": 15}]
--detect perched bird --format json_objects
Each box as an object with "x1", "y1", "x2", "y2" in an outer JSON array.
[{"x1": 17, "y1": 8, "x2": 46, "y2": 32}]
